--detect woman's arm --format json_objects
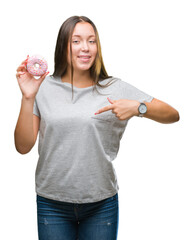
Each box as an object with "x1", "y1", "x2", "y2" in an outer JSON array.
[
  {"x1": 14, "y1": 57, "x2": 48, "y2": 154},
  {"x1": 14, "y1": 97, "x2": 40, "y2": 154},
  {"x1": 143, "y1": 98, "x2": 180, "y2": 124},
  {"x1": 95, "y1": 97, "x2": 180, "y2": 124}
]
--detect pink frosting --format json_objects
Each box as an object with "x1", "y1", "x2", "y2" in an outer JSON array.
[{"x1": 26, "y1": 55, "x2": 48, "y2": 76}]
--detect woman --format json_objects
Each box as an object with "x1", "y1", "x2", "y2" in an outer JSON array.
[{"x1": 14, "y1": 16, "x2": 179, "y2": 240}]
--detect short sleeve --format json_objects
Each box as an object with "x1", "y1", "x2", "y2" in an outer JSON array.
[
  {"x1": 118, "y1": 79, "x2": 154, "y2": 103},
  {"x1": 33, "y1": 98, "x2": 40, "y2": 117}
]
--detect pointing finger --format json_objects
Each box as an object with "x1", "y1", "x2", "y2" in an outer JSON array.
[{"x1": 95, "y1": 104, "x2": 114, "y2": 115}]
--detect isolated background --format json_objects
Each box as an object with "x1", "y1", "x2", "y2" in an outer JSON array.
[{"x1": 0, "y1": 0, "x2": 193, "y2": 239}]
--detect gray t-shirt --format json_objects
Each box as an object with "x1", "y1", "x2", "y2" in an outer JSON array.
[{"x1": 33, "y1": 76, "x2": 153, "y2": 203}]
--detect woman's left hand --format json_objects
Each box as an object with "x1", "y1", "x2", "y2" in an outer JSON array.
[{"x1": 94, "y1": 97, "x2": 139, "y2": 121}]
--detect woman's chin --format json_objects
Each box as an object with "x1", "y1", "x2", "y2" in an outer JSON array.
[{"x1": 74, "y1": 65, "x2": 92, "y2": 72}]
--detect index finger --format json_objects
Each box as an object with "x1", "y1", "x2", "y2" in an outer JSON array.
[
  {"x1": 95, "y1": 104, "x2": 114, "y2": 115},
  {"x1": 20, "y1": 55, "x2": 29, "y2": 65},
  {"x1": 16, "y1": 57, "x2": 29, "y2": 72},
  {"x1": 16, "y1": 63, "x2": 27, "y2": 72}
]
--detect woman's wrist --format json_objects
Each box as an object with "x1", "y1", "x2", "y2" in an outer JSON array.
[
  {"x1": 22, "y1": 95, "x2": 36, "y2": 102},
  {"x1": 133, "y1": 101, "x2": 140, "y2": 117}
]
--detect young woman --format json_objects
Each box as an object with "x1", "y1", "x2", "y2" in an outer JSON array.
[{"x1": 14, "y1": 16, "x2": 179, "y2": 240}]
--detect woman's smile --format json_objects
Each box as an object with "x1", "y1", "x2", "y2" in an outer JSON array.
[{"x1": 78, "y1": 55, "x2": 91, "y2": 62}]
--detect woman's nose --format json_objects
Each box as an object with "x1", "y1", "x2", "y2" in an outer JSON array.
[{"x1": 81, "y1": 41, "x2": 89, "y2": 51}]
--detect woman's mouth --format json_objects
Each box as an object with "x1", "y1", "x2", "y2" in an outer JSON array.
[{"x1": 78, "y1": 55, "x2": 91, "y2": 62}]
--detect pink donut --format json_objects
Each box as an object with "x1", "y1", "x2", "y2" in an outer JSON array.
[{"x1": 26, "y1": 55, "x2": 48, "y2": 76}]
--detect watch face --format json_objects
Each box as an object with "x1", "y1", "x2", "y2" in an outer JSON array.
[{"x1": 139, "y1": 103, "x2": 147, "y2": 114}]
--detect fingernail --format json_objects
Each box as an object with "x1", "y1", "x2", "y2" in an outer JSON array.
[{"x1": 95, "y1": 110, "x2": 99, "y2": 115}]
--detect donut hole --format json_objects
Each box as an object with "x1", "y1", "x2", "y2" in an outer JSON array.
[{"x1": 34, "y1": 63, "x2": 40, "y2": 70}]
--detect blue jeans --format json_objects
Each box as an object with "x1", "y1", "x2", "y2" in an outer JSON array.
[{"x1": 36, "y1": 193, "x2": 119, "y2": 240}]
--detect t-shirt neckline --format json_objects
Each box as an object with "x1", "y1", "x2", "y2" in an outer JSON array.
[
  {"x1": 51, "y1": 75, "x2": 115, "y2": 90},
  {"x1": 56, "y1": 76, "x2": 96, "y2": 90}
]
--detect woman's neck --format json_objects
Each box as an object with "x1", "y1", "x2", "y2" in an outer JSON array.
[{"x1": 61, "y1": 69, "x2": 95, "y2": 88}]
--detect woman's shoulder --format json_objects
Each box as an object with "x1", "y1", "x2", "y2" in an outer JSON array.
[
  {"x1": 101, "y1": 77, "x2": 143, "y2": 93},
  {"x1": 98, "y1": 76, "x2": 121, "y2": 86},
  {"x1": 39, "y1": 75, "x2": 59, "y2": 89},
  {"x1": 101, "y1": 76, "x2": 132, "y2": 85}
]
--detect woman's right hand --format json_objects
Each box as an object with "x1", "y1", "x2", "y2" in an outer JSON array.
[{"x1": 16, "y1": 56, "x2": 49, "y2": 99}]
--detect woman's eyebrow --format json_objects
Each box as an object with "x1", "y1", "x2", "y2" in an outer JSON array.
[{"x1": 72, "y1": 34, "x2": 96, "y2": 38}]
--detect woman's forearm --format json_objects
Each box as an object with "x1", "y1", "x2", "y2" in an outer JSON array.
[
  {"x1": 14, "y1": 96, "x2": 35, "y2": 154},
  {"x1": 144, "y1": 98, "x2": 180, "y2": 124}
]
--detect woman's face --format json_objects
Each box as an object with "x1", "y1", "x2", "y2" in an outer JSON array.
[{"x1": 67, "y1": 22, "x2": 97, "y2": 73}]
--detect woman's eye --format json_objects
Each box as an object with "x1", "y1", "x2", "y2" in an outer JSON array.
[{"x1": 72, "y1": 40, "x2": 96, "y2": 44}]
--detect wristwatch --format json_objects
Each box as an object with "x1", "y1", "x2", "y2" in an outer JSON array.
[{"x1": 138, "y1": 102, "x2": 147, "y2": 117}]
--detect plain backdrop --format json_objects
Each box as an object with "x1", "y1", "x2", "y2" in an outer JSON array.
[{"x1": 0, "y1": 0, "x2": 193, "y2": 239}]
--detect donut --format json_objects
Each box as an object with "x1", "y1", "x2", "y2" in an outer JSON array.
[{"x1": 26, "y1": 55, "x2": 48, "y2": 76}]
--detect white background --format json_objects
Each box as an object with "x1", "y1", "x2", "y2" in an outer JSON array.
[{"x1": 0, "y1": 0, "x2": 193, "y2": 239}]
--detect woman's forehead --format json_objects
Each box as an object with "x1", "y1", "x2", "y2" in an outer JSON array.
[{"x1": 72, "y1": 22, "x2": 95, "y2": 37}]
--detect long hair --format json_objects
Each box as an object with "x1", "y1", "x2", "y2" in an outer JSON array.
[{"x1": 52, "y1": 16, "x2": 115, "y2": 99}]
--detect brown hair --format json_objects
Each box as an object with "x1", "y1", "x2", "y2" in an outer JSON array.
[{"x1": 52, "y1": 16, "x2": 115, "y2": 99}]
